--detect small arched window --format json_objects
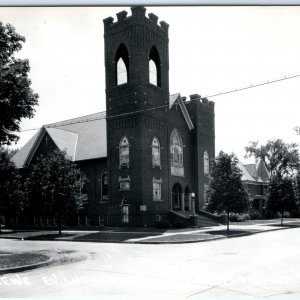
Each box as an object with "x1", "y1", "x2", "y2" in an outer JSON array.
[
  {"x1": 115, "y1": 44, "x2": 129, "y2": 86},
  {"x1": 149, "y1": 46, "x2": 161, "y2": 87},
  {"x1": 152, "y1": 137, "x2": 161, "y2": 167},
  {"x1": 101, "y1": 169, "x2": 108, "y2": 201},
  {"x1": 204, "y1": 151, "x2": 209, "y2": 174},
  {"x1": 79, "y1": 173, "x2": 88, "y2": 206},
  {"x1": 119, "y1": 136, "x2": 130, "y2": 166},
  {"x1": 170, "y1": 129, "x2": 183, "y2": 167}
]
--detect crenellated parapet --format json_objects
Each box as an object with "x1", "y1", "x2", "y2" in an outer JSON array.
[
  {"x1": 103, "y1": 6, "x2": 169, "y2": 37},
  {"x1": 189, "y1": 94, "x2": 215, "y2": 110}
]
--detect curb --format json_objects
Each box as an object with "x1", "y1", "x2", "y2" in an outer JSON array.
[
  {"x1": 0, "y1": 251, "x2": 91, "y2": 275},
  {"x1": 0, "y1": 257, "x2": 53, "y2": 275}
]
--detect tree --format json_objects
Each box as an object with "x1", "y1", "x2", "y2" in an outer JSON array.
[
  {"x1": 207, "y1": 151, "x2": 249, "y2": 231},
  {"x1": 245, "y1": 139, "x2": 300, "y2": 177},
  {"x1": 0, "y1": 22, "x2": 39, "y2": 146},
  {"x1": 25, "y1": 150, "x2": 82, "y2": 235},
  {"x1": 267, "y1": 174, "x2": 297, "y2": 226},
  {"x1": 0, "y1": 148, "x2": 23, "y2": 233}
]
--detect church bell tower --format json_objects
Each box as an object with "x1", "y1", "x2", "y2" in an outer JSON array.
[{"x1": 103, "y1": 7, "x2": 170, "y2": 226}]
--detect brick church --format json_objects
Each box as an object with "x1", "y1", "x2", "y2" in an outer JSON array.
[{"x1": 12, "y1": 7, "x2": 216, "y2": 227}]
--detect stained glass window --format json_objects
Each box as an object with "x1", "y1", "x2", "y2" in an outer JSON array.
[
  {"x1": 170, "y1": 129, "x2": 183, "y2": 166},
  {"x1": 119, "y1": 136, "x2": 129, "y2": 166},
  {"x1": 119, "y1": 176, "x2": 130, "y2": 191},
  {"x1": 204, "y1": 151, "x2": 209, "y2": 174},
  {"x1": 152, "y1": 137, "x2": 161, "y2": 166},
  {"x1": 153, "y1": 178, "x2": 162, "y2": 201}
]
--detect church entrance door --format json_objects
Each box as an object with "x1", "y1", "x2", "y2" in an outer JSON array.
[
  {"x1": 184, "y1": 186, "x2": 190, "y2": 211},
  {"x1": 172, "y1": 183, "x2": 182, "y2": 211}
]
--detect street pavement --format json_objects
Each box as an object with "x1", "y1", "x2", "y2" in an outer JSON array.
[{"x1": 0, "y1": 225, "x2": 300, "y2": 299}]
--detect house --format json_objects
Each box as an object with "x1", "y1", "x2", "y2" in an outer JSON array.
[
  {"x1": 12, "y1": 7, "x2": 217, "y2": 227},
  {"x1": 238, "y1": 160, "x2": 270, "y2": 217}
]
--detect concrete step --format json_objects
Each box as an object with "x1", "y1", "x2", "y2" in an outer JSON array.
[{"x1": 168, "y1": 210, "x2": 221, "y2": 228}]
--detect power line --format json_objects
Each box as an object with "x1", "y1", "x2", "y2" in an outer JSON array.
[
  {"x1": 18, "y1": 72, "x2": 300, "y2": 133},
  {"x1": 204, "y1": 73, "x2": 300, "y2": 98}
]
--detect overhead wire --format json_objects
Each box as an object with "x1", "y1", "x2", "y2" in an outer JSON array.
[{"x1": 16, "y1": 72, "x2": 300, "y2": 133}]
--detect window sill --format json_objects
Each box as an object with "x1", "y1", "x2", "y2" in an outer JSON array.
[
  {"x1": 153, "y1": 199, "x2": 163, "y2": 202},
  {"x1": 152, "y1": 164, "x2": 162, "y2": 169},
  {"x1": 119, "y1": 164, "x2": 130, "y2": 169}
]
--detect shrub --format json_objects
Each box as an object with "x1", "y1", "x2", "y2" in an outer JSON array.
[
  {"x1": 249, "y1": 209, "x2": 261, "y2": 220},
  {"x1": 155, "y1": 220, "x2": 171, "y2": 229}
]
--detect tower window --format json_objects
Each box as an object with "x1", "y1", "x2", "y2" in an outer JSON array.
[
  {"x1": 115, "y1": 43, "x2": 129, "y2": 86},
  {"x1": 153, "y1": 178, "x2": 162, "y2": 201},
  {"x1": 204, "y1": 151, "x2": 209, "y2": 174},
  {"x1": 170, "y1": 129, "x2": 183, "y2": 167},
  {"x1": 119, "y1": 136, "x2": 130, "y2": 167},
  {"x1": 152, "y1": 137, "x2": 161, "y2": 167},
  {"x1": 149, "y1": 59, "x2": 157, "y2": 86},
  {"x1": 117, "y1": 58, "x2": 128, "y2": 85},
  {"x1": 119, "y1": 176, "x2": 130, "y2": 191},
  {"x1": 149, "y1": 46, "x2": 161, "y2": 87}
]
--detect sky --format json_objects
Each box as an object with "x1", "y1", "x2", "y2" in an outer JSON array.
[{"x1": 1, "y1": 6, "x2": 300, "y2": 162}]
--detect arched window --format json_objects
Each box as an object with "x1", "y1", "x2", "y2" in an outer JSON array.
[
  {"x1": 117, "y1": 58, "x2": 127, "y2": 85},
  {"x1": 170, "y1": 129, "x2": 183, "y2": 167},
  {"x1": 152, "y1": 137, "x2": 161, "y2": 167},
  {"x1": 149, "y1": 59, "x2": 157, "y2": 86},
  {"x1": 79, "y1": 173, "x2": 88, "y2": 206},
  {"x1": 101, "y1": 169, "x2": 108, "y2": 201},
  {"x1": 115, "y1": 44, "x2": 129, "y2": 85},
  {"x1": 153, "y1": 178, "x2": 162, "y2": 201},
  {"x1": 119, "y1": 136, "x2": 129, "y2": 166},
  {"x1": 149, "y1": 46, "x2": 161, "y2": 87},
  {"x1": 204, "y1": 151, "x2": 209, "y2": 174}
]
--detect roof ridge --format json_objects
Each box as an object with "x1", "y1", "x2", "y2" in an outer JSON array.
[
  {"x1": 45, "y1": 126, "x2": 78, "y2": 134},
  {"x1": 45, "y1": 110, "x2": 106, "y2": 127}
]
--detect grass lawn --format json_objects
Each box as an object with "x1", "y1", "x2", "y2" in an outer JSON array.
[{"x1": 208, "y1": 230, "x2": 255, "y2": 236}]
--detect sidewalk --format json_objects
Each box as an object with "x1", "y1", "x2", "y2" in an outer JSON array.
[
  {"x1": 1, "y1": 219, "x2": 299, "y2": 274},
  {"x1": 1, "y1": 218, "x2": 300, "y2": 244}
]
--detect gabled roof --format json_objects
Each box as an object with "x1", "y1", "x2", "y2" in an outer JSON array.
[
  {"x1": 12, "y1": 130, "x2": 41, "y2": 168},
  {"x1": 257, "y1": 159, "x2": 271, "y2": 182},
  {"x1": 45, "y1": 127, "x2": 78, "y2": 161},
  {"x1": 238, "y1": 160, "x2": 270, "y2": 184},
  {"x1": 12, "y1": 112, "x2": 107, "y2": 168},
  {"x1": 169, "y1": 93, "x2": 194, "y2": 130},
  {"x1": 45, "y1": 112, "x2": 107, "y2": 161},
  {"x1": 244, "y1": 164, "x2": 257, "y2": 179},
  {"x1": 237, "y1": 161, "x2": 255, "y2": 182}
]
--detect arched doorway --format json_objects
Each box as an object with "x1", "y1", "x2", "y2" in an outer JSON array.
[
  {"x1": 184, "y1": 186, "x2": 190, "y2": 211},
  {"x1": 172, "y1": 183, "x2": 183, "y2": 211}
]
